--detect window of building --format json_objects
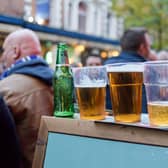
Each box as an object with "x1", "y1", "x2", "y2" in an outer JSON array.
[
  {"x1": 35, "y1": 0, "x2": 50, "y2": 25},
  {"x1": 94, "y1": 8, "x2": 98, "y2": 34},
  {"x1": 24, "y1": 0, "x2": 33, "y2": 22},
  {"x1": 78, "y1": 1, "x2": 87, "y2": 33},
  {"x1": 106, "y1": 12, "x2": 111, "y2": 37},
  {"x1": 68, "y1": 1, "x2": 72, "y2": 28}
]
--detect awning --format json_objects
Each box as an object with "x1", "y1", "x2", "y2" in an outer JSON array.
[{"x1": 0, "y1": 15, "x2": 120, "y2": 50}]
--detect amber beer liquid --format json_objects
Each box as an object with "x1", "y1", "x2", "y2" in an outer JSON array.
[
  {"x1": 108, "y1": 71, "x2": 143, "y2": 123},
  {"x1": 76, "y1": 86, "x2": 106, "y2": 120},
  {"x1": 148, "y1": 101, "x2": 168, "y2": 126}
]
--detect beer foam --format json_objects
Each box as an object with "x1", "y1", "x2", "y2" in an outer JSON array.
[
  {"x1": 75, "y1": 84, "x2": 106, "y2": 88},
  {"x1": 148, "y1": 101, "x2": 168, "y2": 106},
  {"x1": 107, "y1": 63, "x2": 144, "y2": 72},
  {"x1": 76, "y1": 77, "x2": 106, "y2": 87}
]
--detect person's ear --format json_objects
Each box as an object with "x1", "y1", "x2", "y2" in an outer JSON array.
[
  {"x1": 139, "y1": 43, "x2": 143, "y2": 51},
  {"x1": 13, "y1": 45, "x2": 20, "y2": 59},
  {"x1": 138, "y1": 43, "x2": 145, "y2": 56}
]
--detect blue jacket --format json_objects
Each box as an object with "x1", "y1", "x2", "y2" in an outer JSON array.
[
  {"x1": 0, "y1": 55, "x2": 53, "y2": 86},
  {"x1": 104, "y1": 51, "x2": 147, "y2": 113}
]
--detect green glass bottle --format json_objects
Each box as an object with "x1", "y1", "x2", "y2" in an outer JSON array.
[{"x1": 53, "y1": 43, "x2": 75, "y2": 117}]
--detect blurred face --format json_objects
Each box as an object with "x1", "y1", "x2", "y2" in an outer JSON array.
[
  {"x1": 0, "y1": 49, "x2": 5, "y2": 74},
  {"x1": 139, "y1": 33, "x2": 151, "y2": 59},
  {"x1": 144, "y1": 33, "x2": 151, "y2": 55},
  {"x1": 86, "y1": 56, "x2": 102, "y2": 66}
]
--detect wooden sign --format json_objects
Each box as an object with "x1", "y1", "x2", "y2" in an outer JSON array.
[{"x1": 33, "y1": 116, "x2": 168, "y2": 168}]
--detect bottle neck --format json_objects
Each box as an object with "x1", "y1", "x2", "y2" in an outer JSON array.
[{"x1": 56, "y1": 48, "x2": 69, "y2": 65}]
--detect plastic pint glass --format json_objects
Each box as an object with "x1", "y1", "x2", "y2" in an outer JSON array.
[
  {"x1": 107, "y1": 63, "x2": 143, "y2": 123},
  {"x1": 144, "y1": 61, "x2": 168, "y2": 126},
  {"x1": 72, "y1": 66, "x2": 107, "y2": 120}
]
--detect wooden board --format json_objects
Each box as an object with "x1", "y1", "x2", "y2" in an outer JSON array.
[{"x1": 32, "y1": 116, "x2": 168, "y2": 168}]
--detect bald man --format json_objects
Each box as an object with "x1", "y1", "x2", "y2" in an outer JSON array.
[{"x1": 0, "y1": 29, "x2": 54, "y2": 168}]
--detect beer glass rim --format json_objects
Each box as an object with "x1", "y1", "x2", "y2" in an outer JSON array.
[
  {"x1": 105, "y1": 62, "x2": 144, "y2": 66},
  {"x1": 144, "y1": 60, "x2": 168, "y2": 65},
  {"x1": 106, "y1": 62, "x2": 144, "y2": 72}
]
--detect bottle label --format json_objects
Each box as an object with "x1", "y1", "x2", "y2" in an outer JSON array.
[{"x1": 53, "y1": 67, "x2": 75, "y2": 117}]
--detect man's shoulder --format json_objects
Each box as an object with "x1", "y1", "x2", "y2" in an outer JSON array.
[
  {"x1": 104, "y1": 51, "x2": 146, "y2": 65},
  {"x1": 0, "y1": 74, "x2": 33, "y2": 86},
  {"x1": 104, "y1": 56, "x2": 126, "y2": 65},
  {"x1": 0, "y1": 74, "x2": 53, "y2": 106},
  {"x1": 0, "y1": 74, "x2": 51, "y2": 93}
]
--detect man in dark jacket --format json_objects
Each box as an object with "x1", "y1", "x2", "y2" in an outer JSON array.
[
  {"x1": 0, "y1": 29, "x2": 54, "y2": 168},
  {"x1": 104, "y1": 27, "x2": 152, "y2": 113}
]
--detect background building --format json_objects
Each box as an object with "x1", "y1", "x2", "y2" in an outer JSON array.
[
  {"x1": 24, "y1": 0, "x2": 123, "y2": 40},
  {"x1": 0, "y1": 0, "x2": 123, "y2": 68},
  {"x1": 0, "y1": 0, "x2": 24, "y2": 17}
]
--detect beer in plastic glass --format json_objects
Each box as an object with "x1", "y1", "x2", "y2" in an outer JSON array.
[
  {"x1": 107, "y1": 63, "x2": 143, "y2": 123},
  {"x1": 72, "y1": 66, "x2": 107, "y2": 120}
]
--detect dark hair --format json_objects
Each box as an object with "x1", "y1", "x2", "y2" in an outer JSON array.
[
  {"x1": 81, "y1": 54, "x2": 102, "y2": 66},
  {"x1": 121, "y1": 27, "x2": 148, "y2": 52}
]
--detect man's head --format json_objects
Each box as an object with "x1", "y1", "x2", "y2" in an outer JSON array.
[
  {"x1": 82, "y1": 55, "x2": 102, "y2": 66},
  {"x1": 121, "y1": 27, "x2": 151, "y2": 59},
  {"x1": 1, "y1": 29, "x2": 41, "y2": 69}
]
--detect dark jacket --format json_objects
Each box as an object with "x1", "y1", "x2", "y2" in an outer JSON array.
[
  {"x1": 0, "y1": 96, "x2": 22, "y2": 168},
  {"x1": 0, "y1": 56, "x2": 54, "y2": 168},
  {"x1": 104, "y1": 51, "x2": 147, "y2": 113}
]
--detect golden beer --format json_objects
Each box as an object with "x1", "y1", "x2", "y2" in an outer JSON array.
[
  {"x1": 148, "y1": 101, "x2": 168, "y2": 126},
  {"x1": 108, "y1": 71, "x2": 143, "y2": 123},
  {"x1": 76, "y1": 86, "x2": 106, "y2": 120}
]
